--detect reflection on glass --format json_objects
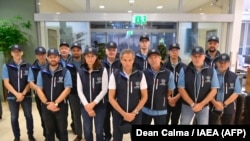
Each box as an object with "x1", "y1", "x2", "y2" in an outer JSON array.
[
  {"x1": 182, "y1": 0, "x2": 231, "y2": 14},
  {"x1": 42, "y1": 22, "x2": 90, "y2": 49},
  {"x1": 178, "y1": 22, "x2": 223, "y2": 64}
]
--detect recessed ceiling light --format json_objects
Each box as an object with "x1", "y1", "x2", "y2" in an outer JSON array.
[
  {"x1": 99, "y1": 5, "x2": 105, "y2": 9},
  {"x1": 128, "y1": 10, "x2": 132, "y2": 13},
  {"x1": 56, "y1": 12, "x2": 61, "y2": 14},
  {"x1": 157, "y1": 6, "x2": 163, "y2": 9},
  {"x1": 129, "y1": 0, "x2": 135, "y2": 3}
]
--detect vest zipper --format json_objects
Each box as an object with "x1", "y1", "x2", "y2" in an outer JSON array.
[
  {"x1": 89, "y1": 74, "x2": 92, "y2": 102},
  {"x1": 51, "y1": 77, "x2": 54, "y2": 101},
  {"x1": 126, "y1": 79, "x2": 129, "y2": 112},
  {"x1": 151, "y1": 78, "x2": 156, "y2": 109}
]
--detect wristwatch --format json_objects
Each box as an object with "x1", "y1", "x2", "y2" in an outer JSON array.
[
  {"x1": 190, "y1": 103, "x2": 195, "y2": 108},
  {"x1": 54, "y1": 102, "x2": 59, "y2": 107},
  {"x1": 223, "y1": 102, "x2": 227, "y2": 108},
  {"x1": 134, "y1": 109, "x2": 139, "y2": 114}
]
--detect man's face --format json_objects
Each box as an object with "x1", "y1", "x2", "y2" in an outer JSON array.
[
  {"x1": 71, "y1": 47, "x2": 82, "y2": 59},
  {"x1": 139, "y1": 39, "x2": 150, "y2": 50},
  {"x1": 59, "y1": 46, "x2": 70, "y2": 56},
  {"x1": 147, "y1": 54, "x2": 161, "y2": 69},
  {"x1": 48, "y1": 54, "x2": 60, "y2": 67},
  {"x1": 120, "y1": 53, "x2": 134, "y2": 70},
  {"x1": 216, "y1": 61, "x2": 230, "y2": 73},
  {"x1": 105, "y1": 48, "x2": 117, "y2": 59},
  {"x1": 11, "y1": 50, "x2": 23, "y2": 60},
  {"x1": 168, "y1": 48, "x2": 180, "y2": 60},
  {"x1": 207, "y1": 41, "x2": 219, "y2": 53},
  {"x1": 36, "y1": 53, "x2": 47, "y2": 62},
  {"x1": 191, "y1": 54, "x2": 205, "y2": 68}
]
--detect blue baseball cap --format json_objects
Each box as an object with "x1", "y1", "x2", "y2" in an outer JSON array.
[
  {"x1": 191, "y1": 46, "x2": 205, "y2": 55},
  {"x1": 11, "y1": 44, "x2": 22, "y2": 52},
  {"x1": 47, "y1": 48, "x2": 60, "y2": 56},
  {"x1": 35, "y1": 46, "x2": 46, "y2": 55}
]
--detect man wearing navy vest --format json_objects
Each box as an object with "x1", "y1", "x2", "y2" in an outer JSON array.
[
  {"x1": 165, "y1": 43, "x2": 187, "y2": 125},
  {"x1": 36, "y1": 48, "x2": 72, "y2": 141},
  {"x1": 66, "y1": 43, "x2": 83, "y2": 141},
  {"x1": 209, "y1": 53, "x2": 241, "y2": 124},
  {"x1": 205, "y1": 35, "x2": 221, "y2": 67},
  {"x1": 134, "y1": 34, "x2": 150, "y2": 71},
  {"x1": 142, "y1": 48, "x2": 175, "y2": 125},
  {"x1": 102, "y1": 41, "x2": 121, "y2": 141},
  {"x1": 109, "y1": 49, "x2": 148, "y2": 141},
  {"x1": 2, "y1": 44, "x2": 35, "y2": 141},
  {"x1": 178, "y1": 46, "x2": 219, "y2": 125},
  {"x1": 28, "y1": 46, "x2": 48, "y2": 138}
]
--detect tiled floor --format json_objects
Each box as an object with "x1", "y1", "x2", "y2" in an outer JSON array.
[{"x1": 0, "y1": 102, "x2": 130, "y2": 141}]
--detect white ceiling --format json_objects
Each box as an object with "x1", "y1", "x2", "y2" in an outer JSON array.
[{"x1": 54, "y1": 0, "x2": 214, "y2": 13}]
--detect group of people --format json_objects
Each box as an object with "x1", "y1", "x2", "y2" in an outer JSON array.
[{"x1": 2, "y1": 34, "x2": 242, "y2": 141}]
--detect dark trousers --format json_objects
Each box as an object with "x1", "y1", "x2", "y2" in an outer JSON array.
[
  {"x1": 81, "y1": 105, "x2": 106, "y2": 141},
  {"x1": 34, "y1": 94, "x2": 46, "y2": 136},
  {"x1": 68, "y1": 94, "x2": 83, "y2": 136},
  {"x1": 209, "y1": 110, "x2": 235, "y2": 125},
  {"x1": 166, "y1": 99, "x2": 182, "y2": 125},
  {"x1": 103, "y1": 102, "x2": 113, "y2": 139},
  {"x1": 42, "y1": 103, "x2": 68, "y2": 141},
  {"x1": 112, "y1": 110, "x2": 142, "y2": 141},
  {"x1": 0, "y1": 97, "x2": 2, "y2": 119},
  {"x1": 142, "y1": 112, "x2": 167, "y2": 125},
  {"x1": 7, "y1": 97, "x2": 34, "y2": 138}
]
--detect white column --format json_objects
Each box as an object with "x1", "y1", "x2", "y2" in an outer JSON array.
[{"x1": 229, "y1": 0, "x2": 244, "y2": 72}]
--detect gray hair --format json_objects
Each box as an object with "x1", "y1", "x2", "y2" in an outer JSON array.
[{"x1": 119, "y1": 49, "x2": 135, "y2": 60}]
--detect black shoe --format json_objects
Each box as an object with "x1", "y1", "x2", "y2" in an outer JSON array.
[
  {"x1": 104, "y1": 136, "x2": 111, "y2": 141},
  {"x1": 73, "y1": 135, "x2": 82, "y2": 141},
  {"x1": 13, "y1": 137, "x2": 20, "y2": 141},
  {"x1": 28, "y1": 136, "x2": 36, "y2": 141}
]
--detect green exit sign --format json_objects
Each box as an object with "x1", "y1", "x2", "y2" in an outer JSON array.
[{"x1": 132, "y1": 15, "x2": 147, "y2": 25}]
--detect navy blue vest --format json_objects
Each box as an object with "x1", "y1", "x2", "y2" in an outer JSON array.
[
  {"x1": 101, "y1": 57, "x2": 121, "y2": 77},
  {"x1": 66, "y1": 62, "x2": 78, "y2": 95},
  {"x1": 134, "y1": 52, "x2": 149, "y2": 71},
  {"x1": 165, "y1": 60, "x2": 187, "y2": 96},
  {"x1": 41, "y1": 66, "x2": 67, "y2": 104},
  {"x1": 222, "y1": 70, "x2": 237, "y2": 114},
  {"x1": 143, "y1": 67, "x2": 170, "y2": 110},
  {"x1": 113, "y1": 69, "x2": 143, "y2": 112},
  {"x1": 31, "y1": 60, "x2": 48, "y2": 84},
  {"x1": 184, "y1": 63, "x2": 214, "y2": 106},
  {"x1": 6, "y1": 61, "x2": 31, "y2": 97},
  {"x1": 78, "y1": 67, "x2": 106, "y2": 108}
]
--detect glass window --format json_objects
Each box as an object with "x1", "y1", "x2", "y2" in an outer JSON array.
[
  {"x1": 178, "y1": 22, "x2": 224, "y2": 64},
  {"x1": 90, "y1": 22, "x2": 177, "y2": 53},
  {"x1": 41, "y1": 22, "x2": 90, "y2": 49}
]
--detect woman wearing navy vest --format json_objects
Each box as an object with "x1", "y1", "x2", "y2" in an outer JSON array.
[
  {"x1": 109, "y1": 49, "x2": 148, "y2": 141},
  {"x1": 77, "y1": 47, "x2": 108, "y2": 141},
  {"x1": 2, "y1": 44, "x2": 35, "y2": 141},
  {"x1": 36, "y1": 48, "x2": 72, "y2": 141},
  {"x1": 209, "y1": 53, "x2": 241, "y2": 124}
]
